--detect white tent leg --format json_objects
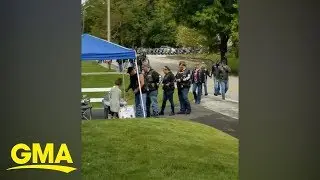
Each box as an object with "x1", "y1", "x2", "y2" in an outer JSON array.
[
  {"x1": 122, "y1": 59, "x2": 126, "y2": 100},
  {"x1": 135, "y1": 58, "x2": 146, "y2": 118}
]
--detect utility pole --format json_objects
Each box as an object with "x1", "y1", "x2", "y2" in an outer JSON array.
[{"x1": 107, "y1": 0, "x2": 111, "y2": 41}]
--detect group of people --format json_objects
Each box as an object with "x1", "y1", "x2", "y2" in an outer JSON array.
[
  {"x1": 115, "y1": 56, "x2": 231, "y2": 118},
  {"x1": 114, "y1": 53, "x2": 150, "y2": 73}
]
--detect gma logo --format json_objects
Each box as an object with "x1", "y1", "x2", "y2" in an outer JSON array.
[{"x1": 7, "y1": 143, "x2": 77, "y2": 173}]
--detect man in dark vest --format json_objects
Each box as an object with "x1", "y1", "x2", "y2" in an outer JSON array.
[
  {"x1": 142, "y1": 64, "x2": 162, "y2": 117},
  {"x1": 175, "y1": 61, "x2": 192, "y2": 114}
]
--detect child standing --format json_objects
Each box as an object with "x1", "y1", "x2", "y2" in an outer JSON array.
[{"x1": 109, "y1": 78, "x2": 123, "y2": 118}]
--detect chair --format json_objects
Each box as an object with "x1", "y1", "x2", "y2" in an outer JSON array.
[{"x1": 81, "y1": 96, "x2": 92, "y2": 120}]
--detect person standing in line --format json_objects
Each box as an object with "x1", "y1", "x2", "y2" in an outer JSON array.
[
  {"x1": 117, "y1": 59, "x2": 123, "y2": 72},
  {"x1": 212, "y1": 60, "x2": 221, "y2": 96},
  {"x1": 136, "y1": 53, "x2": 144, "y2": 72},
  {"x1": 107, "y1": 60, "x2": 112, "y2": 70},
  {"x1": 129, "y1": 59, "x2": 134, "y2": 67},
  {"x1": 217, "y1": 58, "x2": 231, "y2": 100},
  {"x1": 191, "y1": 63, "x2": 205, "y2": 104},
  {"x1": 200, "y1": 61, "x2": 211, "y2": 96},
  {"x1": 175, "y1": 61, "x2": 192, "y2": 114},
  {"x1": 109, "y1": 78, "x2": 122, "y2": 119},
  {"x1": 142, "y1": 64, "x2": 161, "y2": 117},
  {"x1": 126, "y1": 67, "x2": 147, "y2": 117},
  {"x1": 175, "y1": 61, "x2": 185, "y2": 114},
  {"x1": 159, "y1": 66, "x2": 175, "y2": 116}
]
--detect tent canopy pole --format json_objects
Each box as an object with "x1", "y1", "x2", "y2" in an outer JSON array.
[{"x1": 134, "y1": 53, "x2": 146, "y2": 118}]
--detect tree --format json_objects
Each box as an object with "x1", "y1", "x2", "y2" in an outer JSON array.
[
  {"x1": 230, "y1": 3, "x2": 239, "y2": 58},
  {"x1": 193, "y1": 0, "x2": 237, "y2": 61},
  {"x1": 176, "y1": 25, "x2": 206, "y2": 48}
]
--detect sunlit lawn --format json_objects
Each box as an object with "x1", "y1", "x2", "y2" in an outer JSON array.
[{"x1": 81, "y1": 61, "x2": 115, "y2": 73}]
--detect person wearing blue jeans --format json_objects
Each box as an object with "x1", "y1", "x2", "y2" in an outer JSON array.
[
  {"x1": 142, "y1": 64, "x2": 161, "y2": 117},
  {"x1": 160, "y1": 66, "x2": 176, "y2": 116},
  {"x1": 126, "y1": 67, "x2": 147, "y2": 117},
  {"x1": 217, "y1": 58, "x2": 231, "y2": 100},
  {"x1": 200, "y1": 62, "x2": 211, "y2": 96},
  {"x1": 191, "y1": 63, "x2": 206, "y2": 104},
  {"x1": 175, "y1": 61, "x2": 192, "y2": 114},
  {"x1": 211, "y1": 61, "x2": 221, "y2": 96},
  {"x1": 117, "y1": 59, "x2": 124, "y2": 72}
]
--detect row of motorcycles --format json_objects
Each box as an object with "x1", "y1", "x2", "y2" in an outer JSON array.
[{"x1": 136, "y1": 47, "x2": 203, "y2": 55}]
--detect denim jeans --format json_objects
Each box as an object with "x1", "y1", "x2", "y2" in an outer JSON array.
[
  {"x1": 146, "y1": 90, "x2": 159, "y2": 116},
  {"x1": 177, "y1": 88, "x2": 185, "y2": 112},
  {"x1": 161, "y1": 90, "x2": 175, "y2": 113},
  {"x1": 219, "y1": 80, "x2": 229, "y2": 99},
  {"x1": 192, "y1": 83, "x2": 202, "y2": 104},
  {"x1": 178, "y1": 87, "x2": 191, "y2": 112},
  {"x1": 214, "y1": 77, "x2": 220, "y2": 94},
  {"x1": 135, "y1": 93, "x2": 147, "y2": 117}
]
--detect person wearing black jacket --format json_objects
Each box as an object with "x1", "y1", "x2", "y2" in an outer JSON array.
[
  {"x1": 159, "y1": 66, "x2": 175, "y2": 116},
  {"x1": 175, "y1": 61, "x2": 192, "y2": 114},
  {"x1": 201, "y1": 62, "x2": 211, "y2": 96},
  {"x1": 211, "y1": 60, "x2": 221, "y2": 96},
  {"x1": 126, "y1": 67, "x2": 147, "y2": 117},
  {"x1": 191, "y1": 62, "x2": 206, "y2": 104},
  {"x1": 142, "y1": 64, "x2": 162, "y2": 117}
]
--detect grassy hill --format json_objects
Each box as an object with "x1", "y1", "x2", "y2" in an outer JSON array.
[{"x1": 82, "y1": 119, "x2": 238, "y2": 180}]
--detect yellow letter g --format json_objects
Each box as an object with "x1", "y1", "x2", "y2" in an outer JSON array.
[{"x1": 11, "y1": 143, "x2": 31, "y2": 164}]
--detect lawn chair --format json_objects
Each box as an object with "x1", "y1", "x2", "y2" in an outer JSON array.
[{"x1": 81, "y1": 95, "x2": 92, "y2": 120}]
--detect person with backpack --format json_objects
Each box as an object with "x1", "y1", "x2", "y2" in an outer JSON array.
[
  {"x1": 159, "y1": 66, "x2": 175, "y2": 116},
  {"x1": 142, "y1": 64, "x2": 162, "y2": 117}
]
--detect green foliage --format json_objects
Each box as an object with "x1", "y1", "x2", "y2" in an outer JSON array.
[
  {"x1": 230, "y1": 3, "x2": 239, "y2": 57},
  {"x1": 176, "y1": 25, "x2": 206, "y2": 48},
  {"x1": 82, "y1": 0, "x2": 239, "y2": 53},
  {"x1": 192, "y1": 0, "x2": 237, "y2": 54}
]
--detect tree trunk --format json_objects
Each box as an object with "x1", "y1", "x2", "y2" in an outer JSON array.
[{"x1": 219, "y1": 33, "x2": 229, "y2": 64}]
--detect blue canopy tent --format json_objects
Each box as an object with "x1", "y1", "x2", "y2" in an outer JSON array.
[
  {"x1": 81, "y1": 34, "x2": 136, "y2": 60},
  {"x1": 81, "y1": 34, "x2": 145, "y2": 118}
]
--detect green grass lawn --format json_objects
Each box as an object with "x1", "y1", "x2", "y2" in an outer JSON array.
[
  {"x1": 81, "y1": 74, "x2": 194, "y2": 108},
  {"x1": 82, "y1": 119, "x2": 238, "y2": 180},
  {"x1": 82, "y1": 61, "x2": 115, "y2": 73},
  {"x1": 176, "y1": 53, "x2": 239, "y2": 75}
]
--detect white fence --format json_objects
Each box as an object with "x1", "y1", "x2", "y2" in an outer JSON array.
[{"x1": 81, "y1": 87, "x2": 111, "y2": 103}]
